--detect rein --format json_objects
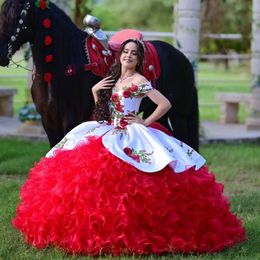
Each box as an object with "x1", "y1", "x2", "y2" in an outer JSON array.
[{"x1": 8, "y1": 55, "x2": 33, "y2": 71}]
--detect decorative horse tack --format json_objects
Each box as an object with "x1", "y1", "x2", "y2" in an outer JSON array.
[
  {"x1": 66, "y1": 15, "x2": 161, "y2": 86},
  {"x1": 7, "y1": 1, "x2": 31, "y2": 60},
  {"x1": 66, "y1": 27, "x2": 161, "y2": 87}
]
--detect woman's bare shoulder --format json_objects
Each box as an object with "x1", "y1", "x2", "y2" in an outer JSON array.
[{"x1": 132, "y1": 74, "x2": 149, "y2": 85}]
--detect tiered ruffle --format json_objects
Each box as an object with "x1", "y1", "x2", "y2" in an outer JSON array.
[{"x1": 13, "y1": 137, "x2": 245, "y2": 256}]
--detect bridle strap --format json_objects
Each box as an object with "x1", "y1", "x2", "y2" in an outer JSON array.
[{"x1": 7, "y1": 1, "x2": 31, "y2": 60}]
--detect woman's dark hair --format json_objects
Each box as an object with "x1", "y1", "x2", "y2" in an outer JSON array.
[{"x1": 93, "y1": 39, "x2": 145, "y2": 122}]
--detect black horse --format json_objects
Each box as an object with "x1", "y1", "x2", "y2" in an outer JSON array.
[{"x1": 0, "y1": 0, "x2": 199, "y2": 151}]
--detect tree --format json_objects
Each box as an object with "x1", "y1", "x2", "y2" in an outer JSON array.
[
  {"x1": 74, "y1": 0, "x2": 91, "y2": 28},
  {"x1": 200, "y1": 0, "x2": 251, "y2": 54},
  {"x1": 91, "y1": 0, "x2": 174, "y2": 31}
]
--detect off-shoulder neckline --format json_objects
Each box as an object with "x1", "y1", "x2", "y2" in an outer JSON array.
[{"x1": 113, "y1": 81, "x2": 151, "y2": 92}]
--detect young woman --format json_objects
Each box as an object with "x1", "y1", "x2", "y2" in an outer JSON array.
[{"x1": 13, "y1": 39, "x2": 246, "y2": 256}]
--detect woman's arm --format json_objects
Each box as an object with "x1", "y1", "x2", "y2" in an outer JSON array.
[
  {"x1": 126, "y1": 87, "x2": 172, "y2": 126},
  {"x1": 143, "y1": 89, "x2": 172, "y2": 126}
]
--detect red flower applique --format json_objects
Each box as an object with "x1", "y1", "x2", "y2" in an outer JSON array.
[
  {"x1": 123, "y1": 147, "x2": 153, "y2": 164},
  {"x1": 111, "y1": 93, "x2": 119, "y2": 102},
  {"x1": 132, "y1": 154, "x2": 141, "y2": 163},
  {"x1": 130, "y1": 84, "x2": 138, "y2": 92},
  {"x1": 115, "y1": 103, "x2": 124, "y2": 113},
  {"x1": 35, "y1": 0, "x2": 50, "y2": 10},
  {"x1": 123, "y1": 147, "x2": 132, "y2": 155},
  {"x1": 123, "y1": 147, "x2": 141, "y2": 163},
  {"x1": 44, "y1": 35, "x2": 52, "y2": 46},
  {"x1": 107, "y1": 117, "x2": 112, "y2": 125},
  {"x1": 44, "y1": 72, "x2": 52, "y2": 83},
  {"x1": 122, "y1": 89, "x2": 131, "y2": 98},
  {"x1": 40, "y1": 0, "x2": 47, "y2": 10},
  {"x1": 119, "y1": 117, "x2": 128, "y2": 128},
  {"x1": 45, "y1": 54, "x2": 53, "y2": 63},
  {"x1": 43, "y1": 18, "x2": 51, "y2": 28}
]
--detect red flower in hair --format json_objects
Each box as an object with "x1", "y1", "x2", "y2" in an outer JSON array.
[
  {"x1": 45, "y1": 54, "x2": 54, "y2": 63},
  {"x1": 43, "y1": 18, "x2": 51, "y2": 28},
  {"x1": 40, "y1": 0, "x2": 47, "y2": 10},
  {"x1": 44, "y1": 72, "x2": 52, "y2": 83},
  {"x1": 44, "y1": 35, "x2": 52, "y2": 46}
]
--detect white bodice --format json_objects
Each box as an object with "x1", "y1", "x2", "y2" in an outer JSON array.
[
  {"x1": 46, "y1": 82, "x2": 206, "y2": 173},
  {"x1": 109, "y1": 82, "x2": 152, "y2": 128}
]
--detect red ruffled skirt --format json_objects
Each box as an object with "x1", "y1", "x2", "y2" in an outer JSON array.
[{"x1": 13, "y1": 137, "x2": 246, "y2": 256}]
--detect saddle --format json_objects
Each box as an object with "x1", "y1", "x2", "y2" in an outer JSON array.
[{"x1": 81, "y1": 29, "x2": 161, "y2": 87}]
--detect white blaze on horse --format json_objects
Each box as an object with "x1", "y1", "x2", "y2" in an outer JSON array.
[{"x1": 0, "y1": 0, "x2": 199, "y2": 151}]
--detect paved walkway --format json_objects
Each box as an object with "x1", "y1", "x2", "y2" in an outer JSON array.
[{"x1": 1, "y1": 116, "x2": 260, "y2": 144}]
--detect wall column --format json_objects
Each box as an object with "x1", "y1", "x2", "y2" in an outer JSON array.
[
  {"x1": 175, "y1": 0, "x2": 201, "y2": 82},
  {"x1": 247, "y1": 0, "x2": 260, "y2": 129}
]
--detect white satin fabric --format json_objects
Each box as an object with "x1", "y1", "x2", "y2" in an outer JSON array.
[{"x1": 46, "y1": 82, "x2": 205, "y2": 173}]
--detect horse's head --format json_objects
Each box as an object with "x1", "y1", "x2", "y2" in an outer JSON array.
[{"x1": 0, "y1": 0, "x2": 35, "y2": 66}]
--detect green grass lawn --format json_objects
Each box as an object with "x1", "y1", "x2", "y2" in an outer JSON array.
[
  {"x1": 0, "y1": 138, "x2": 260, "y2": 259},
  {"x1": 198, "y1": 61, "x2": 251, "y2": 122},
  {"x1": 0, "y1": 58, "x2": 258, "y2": 258}
]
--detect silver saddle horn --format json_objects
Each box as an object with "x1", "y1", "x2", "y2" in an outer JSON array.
[{"x1": 83, "y1": 14, "x2": 110, "y2": 54}]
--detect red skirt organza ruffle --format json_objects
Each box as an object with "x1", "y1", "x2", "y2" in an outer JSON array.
[{"x1": 13, "y1": 137, "x2": 246, "y2": 256}]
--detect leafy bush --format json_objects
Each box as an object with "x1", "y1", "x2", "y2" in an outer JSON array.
[{"x1": 18, "y1": 103, "x2": 41, "y2": 122}]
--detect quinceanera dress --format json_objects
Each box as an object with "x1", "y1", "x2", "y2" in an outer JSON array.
[{"x1": 13, "y1": 82, "x2": 246, "y2": 256}]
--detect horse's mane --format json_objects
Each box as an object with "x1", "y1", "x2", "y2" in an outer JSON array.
[
  {"x1": 1, "y1": 0, "x2": 96, "y2": 126},
  {"x1": 0, "y1": 0, "x2": 24, "y2": 39},
  {"x1": 32, "y1": 2, "x2": 88, "y2": 77},
  {"x1": 29, "y1": 1, "x2": 93, "y2": 121}
]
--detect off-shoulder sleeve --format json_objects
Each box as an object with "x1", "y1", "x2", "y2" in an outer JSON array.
[{"x1": 138, "y1": 82, "x2": 153, "y2": 95}]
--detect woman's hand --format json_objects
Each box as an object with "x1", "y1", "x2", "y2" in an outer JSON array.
[
  {"x1": 92, "y1": 76, "x2": 115, "y2": 103},
  {"x1": 125, "y1": 112, "x2": 146, "y2": 125}
]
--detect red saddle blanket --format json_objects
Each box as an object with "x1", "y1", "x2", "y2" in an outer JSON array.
[{"x1": 83, "y1": 29, "x2": 161, "y2": 87}]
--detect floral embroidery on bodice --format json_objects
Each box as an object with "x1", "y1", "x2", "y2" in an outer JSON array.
[{"x1": 109, "y1": 82, "x2": 152, "y2": 128}]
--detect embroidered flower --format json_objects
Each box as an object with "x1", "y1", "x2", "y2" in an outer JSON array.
[
  {"x1": 119, "y1": 117, "x2": 128, "y2": 128},
  {"x1": 122, "y1": 89, "x2": 131, "y2": 98},
  {"x1": 44, "y1": 35, "x2": 52, "y2": 46},
  {"x1": 130, "y1": 84, "x2": 138, "y2": 92},
  {"x1": 132, "y1": 154, "x2": 141, "y2": 163},
  {"x1": 43, "y1": 18, "x2": 51, "y2": 28},
  {"x1": 45, "y1": 54, "x2": 54, "y2": 63},
  {"x1": 187, "y1": 149, "x2": 194, "y2": 157},
  {"x1": 44, "y1": 72, "x2": 52, "y2": 83},
  {"x1": 107, "y1": 117, "x2": 112, "y2": 125},
  {"x1": 123, "y1": 147, "x2": 153, "y2": 164},
  {"x1": 54, "y1": 137, "x2": 68, "y2": 149},
  {"x1": 123, "y1": 147, "x2": 132, "y2": 155},
  {"x1": 111, "y1": 93, "x2": 119, "y2": 102},
  {"x1": 115, "y1": 103, "x2": 124, "y2": 113}
]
